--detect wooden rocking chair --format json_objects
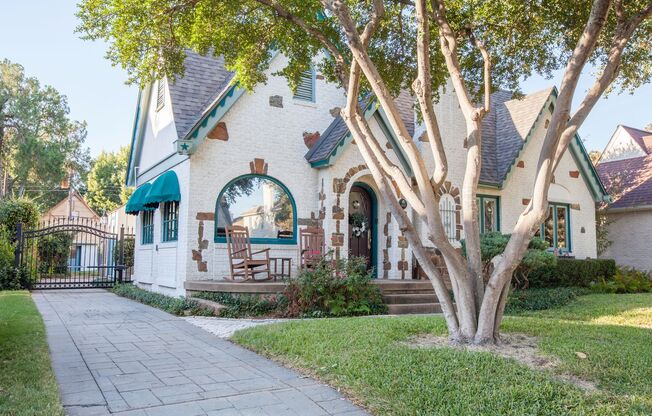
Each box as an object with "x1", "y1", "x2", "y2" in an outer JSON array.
[
  {"x1": 225, "y1": 225, "x2": 272, "y2": 281},
  {"x1": 300, "y1": 226, "x2": 325, "y2": 270}
]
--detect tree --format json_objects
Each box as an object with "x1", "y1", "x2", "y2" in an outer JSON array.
[
  {"x1": 86, "y1": 146, "x2": 133, "y2": 214},
  {"x1": 78, "y1": 0, "x2": 652, "y2": 344},
  {"x1": 0, "y1": 59, "x2": 90, "y2": 209}
]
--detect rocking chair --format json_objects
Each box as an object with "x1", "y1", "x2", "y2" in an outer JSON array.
[
  {"x1": 225, "y1": 225, "x2": 272, "y2": 281},
  {"x1": 300, "y1": 226, "x2": 325, "y2": 270}
]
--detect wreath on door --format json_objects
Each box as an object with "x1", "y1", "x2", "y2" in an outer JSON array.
[{"x1": 349, "y1": 212, "x2": 368, "y2": 238}]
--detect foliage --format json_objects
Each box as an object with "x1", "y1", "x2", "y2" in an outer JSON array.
[
  {"x1": 0, "y1": 59, "x2": 90, "y2": 208},
  {"x1": 112, "y1": 237, "x2": 134, "y2": 268},
  {"x1": 0, "y1": 197, "x2": 39, "y2": 235},
  {"x1": 283, "y1": 256, "x2": 387, "y2": 318},
  {"x1": 86, "y1": 146, "x2": 132, "y2": 214},
  {"x1": 505, "y1": 287, "x2": 588, "y2": 314},
  {"x1": 592, "y1": 267, "x2": 652, "y2": 294},
  {"x1": 0, "y1": 230, "x2": 31, "y2": 290},
  {"x1": 233, "y1": 294, "x2": 652, "y2": 415},
  {"x1": 111, "y1": 283, "x2": 211, "y2": 316},
  {"x1": 194, "y1": 291, "x2": 285, "y2": 318},
  {"x1": 36, "y1": 234, "x2": 73, "y2": 275},
  {"x1": 0, "y1": 291, "x2": 64, "y2": 416},
  {"x1": 528, "y1": 258, "x2": 617, "y2": 288}
]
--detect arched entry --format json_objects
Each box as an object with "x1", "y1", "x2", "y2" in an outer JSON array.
[{"x1": 348, "y1": 182, "x2": 377, "y2": 274}]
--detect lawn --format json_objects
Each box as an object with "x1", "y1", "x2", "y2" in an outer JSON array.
[
  {"x1": 233, "y1": 293, "x2": 652, "y2": 415},
  {"x1": 0, "y1": 291, "x2": 63, "y2": 416}
]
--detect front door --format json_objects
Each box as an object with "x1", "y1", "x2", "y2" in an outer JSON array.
[{"x1": 348, "y1": 184, "x2": 375, "y2": 272}]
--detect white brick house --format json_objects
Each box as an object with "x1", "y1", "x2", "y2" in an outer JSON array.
[{"x1": 125, "y1": 51, "x2": 608, "y2": 296}]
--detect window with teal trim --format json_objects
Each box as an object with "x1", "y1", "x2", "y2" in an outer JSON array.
[
  {"x1": 293, "y1": 69, "x2": 315, "y2": 102},
  {"x1": 476, "y1": 195, "x2": 500, "y2": 233},
  {"x1": 162, "y1": 201, "x2": 179, "y2": 242},
  {"x1": 141, "y1": 211, "x2": 154, "y2": 245},
  {"x1": 215, "y1": 175, "x2": 296, "y2": 244},
  {"x1": 535, "y1": 203, "x2": 571, "y2": 252}
]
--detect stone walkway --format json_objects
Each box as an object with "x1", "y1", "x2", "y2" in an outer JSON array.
[{"x1": 33, "y1": 290, "x2": 368, "y2": 416}]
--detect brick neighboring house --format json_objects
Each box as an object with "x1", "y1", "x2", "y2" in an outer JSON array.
[
  {"x1": 124, "y1": 51, "x2": 608, "y2": 296},
  {"x1": 597, "y1": 125, "x2": 652, "y2": 270}
]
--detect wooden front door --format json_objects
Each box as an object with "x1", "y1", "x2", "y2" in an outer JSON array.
[{"x1": 348, "y1": 185, "x2": 374, "y2": 270}]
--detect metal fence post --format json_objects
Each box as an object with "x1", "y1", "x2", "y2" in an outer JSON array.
[
  {"x1": 118, "y1": 225, "x2": 125, "y2": 283},
  {"x1": 14, "y1": 222, "x2": 22, "y2": 268}
]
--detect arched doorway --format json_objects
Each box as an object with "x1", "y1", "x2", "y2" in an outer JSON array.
[{"x1": 348, "y1": 182, "x2": 377, "y2": 274}]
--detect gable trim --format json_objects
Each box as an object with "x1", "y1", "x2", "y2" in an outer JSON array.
[{"x1": 126, "y1": 87, "x2": 149, "y2": 186}]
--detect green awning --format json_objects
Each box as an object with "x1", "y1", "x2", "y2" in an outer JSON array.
[
  {"x1": 143, "y1": 171, "x2": 180, "y2": 208},
  {"x1": 125, "y1": 183, "x2": 154, "y2": 215}
]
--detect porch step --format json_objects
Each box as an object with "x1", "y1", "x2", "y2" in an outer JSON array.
[
  {"x1": 383, "y1": 293, "x2": 437, "y2": 304},
  {"x1": 387, "y1": 303, "x2": 442, "y2": 315},
  {"x1": 373, "y1": 280, "x2": 434, "y2": 294}
]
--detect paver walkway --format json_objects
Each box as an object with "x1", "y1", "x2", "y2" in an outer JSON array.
[{"x1": 33, "y1": 290, "x2": 368, "y2": 416}]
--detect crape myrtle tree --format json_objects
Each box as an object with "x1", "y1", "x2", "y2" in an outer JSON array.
[{"x1": 78, "y1": 0, "x2": 652, "y2": 344}]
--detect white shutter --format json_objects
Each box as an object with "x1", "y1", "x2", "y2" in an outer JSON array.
[{"x1": 293, "y1": 70, "x2": 315, "y2": 102}]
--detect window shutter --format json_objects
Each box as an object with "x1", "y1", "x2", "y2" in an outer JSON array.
[
  {"x1": 156, "y1": 78, "x2": 166, "y2": 109},
  {"x1": 293, "y1": 69, "x2": 315, "y2": 102}
]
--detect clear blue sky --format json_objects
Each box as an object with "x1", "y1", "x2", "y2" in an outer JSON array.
[{"x1": 1, "y1": 1, "x2": 650, "y2": 157}]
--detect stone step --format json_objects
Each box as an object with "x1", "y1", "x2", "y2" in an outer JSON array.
[
  {"x1": 383, "y1": 293, "x2": 438, "y2": 304},
  {"x1": 373, "y1": 280, "x2": 435, "y2": 294},
  {"x1": 387, "y1": 303, "x2": 442, "y2": 315}
]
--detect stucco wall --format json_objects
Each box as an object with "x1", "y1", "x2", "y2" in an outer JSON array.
[{"x1": 601, "y1": 210, "x2": 652, "y2": 270}]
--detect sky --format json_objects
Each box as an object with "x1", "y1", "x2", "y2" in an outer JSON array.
[{"x1": 0, "y1": 0, "x2": 650, "y2": 157}]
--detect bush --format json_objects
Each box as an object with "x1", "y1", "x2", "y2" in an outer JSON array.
[
  {"x1": 37, "y1": 234, "x2": 73, "y2": 275},
  {"x1": 0, "y1": 198, "x2": 40, "y2": 236},
  {"x1": 112, "y1": 238, "x2": 134, "y2": 267},
  {"x1": 592, "y1": 267, "x2": 652, "y2": 294},
  {"x1": 194, "y1": 292, "x2": 285, "y2": 318},
  {"x1": 528, "y1": 258, "x2": 617, "y2": 288},
  {"x1": 0, "y1": 230, "x2": 32, "y2": 290},
  {"x1": 111, "y1": 283, "x2": 211, "y2": 315},
  {"x1": 505, "y1": 287, "x2": 588, "y2": 314},
  {"x1": 283, "y1": 256, "x2": 387, "y2": 318}
]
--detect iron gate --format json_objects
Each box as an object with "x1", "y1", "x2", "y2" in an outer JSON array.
[{"x1": 15, "y1": 219, "x2": 134, "y2": 289}]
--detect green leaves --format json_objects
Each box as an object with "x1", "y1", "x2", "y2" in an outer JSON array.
[{"x1": 86, "y1": 146, "x2": 132, "y2": 214}]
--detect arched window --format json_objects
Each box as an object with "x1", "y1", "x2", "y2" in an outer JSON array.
[
  {"x1": 215, "y1": 175, "x2": 296, "y2": 244},
  {"x1": 439, "y1": 193, "x2": 457, "y2": 242}
]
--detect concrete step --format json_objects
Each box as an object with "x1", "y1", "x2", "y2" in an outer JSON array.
[
  {"x1": 383, "y1": 293, "x2": 438, "y2": 304},
  {"x1": 373, "y1": 280, "x2": 435, "y2": 294},
  {"x1": 387, "y1": 303, "x2": 442, "y2": 315}
]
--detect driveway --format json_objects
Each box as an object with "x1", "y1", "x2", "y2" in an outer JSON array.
[{"x1": 33, "y1": 290, "x2": 368, "y2": 416}]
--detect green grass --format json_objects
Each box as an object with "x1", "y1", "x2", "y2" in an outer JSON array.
[
  {"x1": 0, "y1": 291, "x2": 63, "y2": 416},
  {"x1": 233, "y1": 293, "x2": 652, "y2": 415}
]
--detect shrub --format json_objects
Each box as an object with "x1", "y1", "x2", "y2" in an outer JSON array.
[
  {"x1": 111, "y1": 283, "x2": 211, "y2": 315},
  {"x1": 194, "y1": 292, "x2": 285, "y2": 318},
  {"x1": 283, "y1": 256, "x2": 387, "y2": 318},
  {"x1": 0, "y1": 231, "x2": 32, "y2": 290},
  {"x1": 505, "y1": 287, "x2": 588, "y2": 314},
  {"x1": 37, "y1": 234, "x2": 73, "y2": 275},
  {"x1": 528, "y1": 258, "x2": 617, "y2": 288},
  {"x1": 0, "y1": 198, "x2": 40, "y2": 236},
  {"x1": 112, "y1": 237, "x2": 134, "y2": 267},
  {"x1": 592, "y1": 267, "x2": 652, "y2": 294}
]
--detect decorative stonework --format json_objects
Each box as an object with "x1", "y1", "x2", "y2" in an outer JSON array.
[
  {"x1": 303, "y1": 131, "x2": 320, "y2": 149},
  {"x1": 249, "y1": 158, "x2": 268, "y2": 175},
  {"x1": 207, "y1": 122, "x2": 229, "y2": 141},
  {"x1": 437, "y1": 181, "x2": 463, "y2": 241},
  {"x1": 569, "y1": 170, "x2": 580, "y2": 178},
  {"x1": 331, "y1": 165, "x2": 367, "y2": 260},
  {"x1": 329, "y1": 107, "x2": 341, "y2": 117},
  {"x1": 571, "y1": 203, "x2": 581, "y2": 211},
  {"x1": 522, "y1": 198, "x2": 531, "y2": 205},
  {"x1": 517, "y1": 160, "x2": 525, "y2": 168},
  {"x1": 269, "y1": 95, "x2": 283, "y2": 108},
  {"x1": 383, "y1": 212, "x2": 392, "y2": 279},
  {"x1": 196, "y1": 212, "x2": 214, "y2": 221},
  {"x1": 191, "y1": 217, "x2": 210, "y2": 273}
]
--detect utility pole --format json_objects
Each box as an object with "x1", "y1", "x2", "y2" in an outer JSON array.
[{"x1": 67, "y1": 171, "x2": 74, "y2": 220}]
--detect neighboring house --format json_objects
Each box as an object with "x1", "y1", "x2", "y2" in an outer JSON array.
[
  {"x1": 42, "y1": 191, "x2": 101, "y2": 271},
  {"x1": 125, "y1": 51, "x2": 608, "y2": 296},
  {"x1": 100, "y1": 204, "x2": 137, "y2": 276},
  {"x1": 596, "y1": 125, "x2": 652, "y2": 270}
]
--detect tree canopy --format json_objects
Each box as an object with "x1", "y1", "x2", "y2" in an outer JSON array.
[{"x1": 86, "y1": 146, "x2": 132, "y2": 215}]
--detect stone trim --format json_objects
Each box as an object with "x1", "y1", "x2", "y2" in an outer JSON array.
[
  {"x1": 207, "y1": 122, "x2": 229, "y2": 141},
  {"x1": 191, "y1": 220, "x2": 209, "y2": 272},
  {"x1": 382, "y1": 212, "x2": 392, "y2": 278},
  {"x1": 332, "y1": 164, "x2": 367, "y2": 260},
  {"x1": 249, "y1": 158, "x2": 268, "y2": 175}
]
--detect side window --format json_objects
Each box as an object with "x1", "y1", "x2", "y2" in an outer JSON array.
[
  {"x1": 141, "y1": 211, "x2": 154, "y2": 245},
  {"x1": 476, "y1": 195, "x2": 500, "y2": 233},
  {"x1": 535, "y1": 203, "x2": 570, "y2": 251},
  {"x1": 293, "y1": 69, "x2": 315, "y2": 102},
  {"x1": 162, "y1": 201, "x2": 179, "y2": 242},
  {"x1": 156, "y1": 78, "x2": 166, "y2": 110},
  {"x1": 439, "y1": 193, "x2": 457, "y2": 242}
]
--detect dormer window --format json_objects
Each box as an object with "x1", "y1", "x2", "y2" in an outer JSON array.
[
  {"x1": 156, "y1": 78, "x2": 166, "y2": 110},
  {"x1": 293, "y1": 69, "x2": 315, "y2": 103}
]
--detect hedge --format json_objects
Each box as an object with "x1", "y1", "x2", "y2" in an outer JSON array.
[
  {"x1": 528, "y1": 258, "x2": 617, "y2": 288},
  {"x1": 505, "y1": 287, "x2": 589, "y2": 314}
]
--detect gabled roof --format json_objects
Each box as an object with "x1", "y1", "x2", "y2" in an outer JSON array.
[
  {"x1": 44, "y1": 190, "x2": 100, "y2": 220},
  {"x1": 597, "y1": 125, "x2": 652, "y2": 210}
]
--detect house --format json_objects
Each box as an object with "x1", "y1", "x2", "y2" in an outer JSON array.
[
  {"x1": 99, "y1": 204, "x2": 137, "y2": 277},
  {"x1": 42, "y1": 191, "x2": 101, "y2": 271},
  {"x1": 596, "y1": 125, "x2": 652, "y2": 270},
  {"x1": 124, "y1": 51, "x2": 608, "y2": 296}
]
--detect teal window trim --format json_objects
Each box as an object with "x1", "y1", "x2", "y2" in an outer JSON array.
[
  {"x1": 214, "y1": 174, "x2": 298, "y2": 245},
  {"x1": 141, "y1": 211, "x2": 154, "y2": 245},
  {"x1": 293, "y1": 68, "x2": 316, "y2": 103},
  {"x1": 477, "y1": 195, "x2": 501, "y2": 233},
  {"x1": 161, "y1": 201, "x2": 179, "y2": 242},
  {"x1": 537, "y1": 202, "x2": 572, "y2": 252}
]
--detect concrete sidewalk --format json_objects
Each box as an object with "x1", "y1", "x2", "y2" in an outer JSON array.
[{"x1": 33, "y1": 290, "x2": 368, "y2": 416}]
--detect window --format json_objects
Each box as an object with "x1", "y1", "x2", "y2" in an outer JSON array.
[
  {"x1": 293, "y1": 69, "x2": 315, "y2": 102},
  {"x1": 477, "y1": 195, "x2": 500, "y2": 233},
  {"x1": 215, "y1": 175, "x2": 296, "y2": 244},
  {"x1": 162, "y1": 201, "x2": 179, "y2": 242},
  {"x1": 536, "y1": 203, "x2": 571, "y2": 251},
  {"x1": 156, "y1": 78, "x2": 166, "y2": 110},
  {"x1": 141, "y1": 211, "x2": 154, "y2": 245},
  {"x1": 439, "y1": 193, "x2": 457, "y2": 242}
]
